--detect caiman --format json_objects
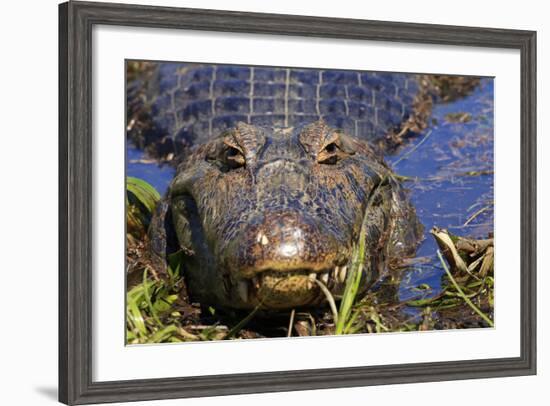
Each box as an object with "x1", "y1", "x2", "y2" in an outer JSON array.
[{"x1": 128, "y1": 63, "x2": 428, "y2": 311}]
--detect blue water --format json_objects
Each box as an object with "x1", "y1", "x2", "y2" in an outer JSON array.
[
  {"x1": 127, "y1": 79, "x2": 494, "y2": 309},
  {"x1": 126, "y1": 146, "x2": 175, "y2": 193},
  {"x1": 390, "y1": 79, "x2": 494, "y2": 304}
]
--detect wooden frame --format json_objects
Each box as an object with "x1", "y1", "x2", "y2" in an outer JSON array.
[{"x1": 58, "y1": 1, "x2": 537, "y2": 404}]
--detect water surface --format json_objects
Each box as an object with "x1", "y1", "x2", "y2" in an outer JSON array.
[{"x1": 390, "y1": 79, "x2": 494, "y2": 304}]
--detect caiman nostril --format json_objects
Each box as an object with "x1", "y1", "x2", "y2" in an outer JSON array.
[{"x1": 276, "y1": 228, "x2": 303, "y2": 258}]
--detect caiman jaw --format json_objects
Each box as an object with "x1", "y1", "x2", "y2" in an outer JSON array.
[{"x1": 231, "y1": 264, "x2": 355, "y2": 309}]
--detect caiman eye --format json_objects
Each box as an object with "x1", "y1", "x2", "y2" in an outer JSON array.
[
  {"x1": 324, "y1": 142, "x2": 337, "y2": 153},
  {"x1": 206, "y1": 142, "x2": 246, "y2": 172},
  {"x1": 317, "y1": 132, "x2": 357, "y2": 165},
  {"x1": 318, "y1": 142, "x2": 341, "y2": 165},
  {"x1": 223, "y1": 146, "x2": 246, "y2": 169}
]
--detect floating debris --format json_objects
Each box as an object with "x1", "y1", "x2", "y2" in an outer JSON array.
[
  {"x1": 445, "y1": 112, "x2": 473, "y2": 123},
  {"x1": 407, "y1": 228, "x2": 494, "y2": 328}
]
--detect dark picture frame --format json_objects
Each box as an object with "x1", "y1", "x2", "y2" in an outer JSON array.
[{"x1": 59, "y1": 1, "x2": 537, "y2": 404}]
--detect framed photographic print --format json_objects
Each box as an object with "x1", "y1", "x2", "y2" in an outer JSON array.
[{"x1": 59, "y1": 1, "x2": 536, "y2": 404}]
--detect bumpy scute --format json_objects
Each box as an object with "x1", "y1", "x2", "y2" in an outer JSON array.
[{"x1": 127, "y1": 63, "x2": 427, "y2": 159}]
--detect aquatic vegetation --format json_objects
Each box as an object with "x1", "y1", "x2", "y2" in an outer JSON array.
[
  {"x1": 125, "y1": 177, "x2": 494, "y2": 343},
  {"x1": 406, "y1": 228, "x2": 494, "y2": 328}
]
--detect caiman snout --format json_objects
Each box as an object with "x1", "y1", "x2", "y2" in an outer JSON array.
[
  {"x1": 221, "y1": 211, "x2": 350, "y2": 309},
  {"x1": 226, "y1": 211, "x2": 346, "y2": 277}
]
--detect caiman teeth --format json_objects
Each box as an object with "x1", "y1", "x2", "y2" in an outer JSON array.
[
  {"x1": 320, "y1": 272, "x2": 329, "y2": 285},
  {"x1": 237, "y1": 280, "x2": 249, "y2": 303},
  {"x1": 334, "y1": 266, "x2": 340, "y2": 283},
  {"x1": 236, "y1": 268, "x2": 342, "y2": 300},
  {"x1": 332, "y1": 266, "x2": 347, "y2": 284},
  {"x1": 307, "y1": 272, "x2": 317, "y2": 289},
  {"x1": 251, "y1": 276, "x2": 261, "y2": 290},
  {"x1": 338, "y1": 266, "x2": 348, "y2": 283}
]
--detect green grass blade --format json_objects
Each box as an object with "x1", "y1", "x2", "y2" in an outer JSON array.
[
  {"x1": 335, "y1": 175, "x2": 389, "y2": 335},
  {"x1": 314, "y1": 280, "x2": 339, "y2": 324},
  {"x1": 126, "y1": 299, "x2": 147, "y2": 337},
  {"x1": 437, "y1": 250, "x2": 494, "y2": 327},
  {"x1": 127, "y1": 176, "x2": 161, "y2": 214},
  {"x1": 146, "y1": 325, "x2": 178, "y2": 343},
  {"x1": 142, "y1": 268, "x2": 161, "y2": 325}
]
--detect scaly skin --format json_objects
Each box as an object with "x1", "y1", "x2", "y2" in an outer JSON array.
[
  {"x1": 138, "y1": 62, "x2": 426, "y2": 310},
  {"x1": 149, "y1": 120, "x2": 422, "y2": 310},
  {"x1": 127, "y1": 63, "x2": 425, "y2": 158}
]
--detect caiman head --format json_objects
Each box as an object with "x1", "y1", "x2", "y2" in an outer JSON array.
[{"x1": 150, "y1": 120, "x2": 422, "y2": 310}]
